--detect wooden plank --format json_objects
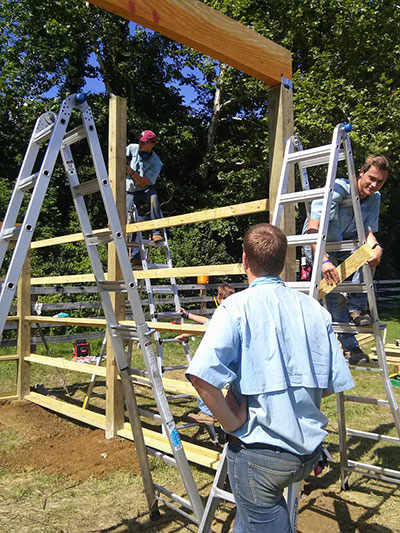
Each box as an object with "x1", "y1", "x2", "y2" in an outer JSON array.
[
  {"x1": 25, "y1": 354, "x2": 107, "y2": 376},
  {"x1": 0, "y1": 392, "x2": 18, "y2": 400},
  {"x1": 0, "y1": 355, "x2": 19, "y2": 362},
  {"x1": 30, "y1": 263, "x2": 245, "y2": 284},
  {"x1": 26, "y1": 392, "x2": 221, "y2": 469},
  {"x1": 17, "y1": 251, "x2": 31, "y2": 399},
  {"x1": 268, "y1": 81, "x2": 295, "y2": 281},
  {"x1": 24, "y1": 315, "x2": 207, "y2": 335},
  {"x1": 85, "y1": 0, "x2": 291, "y2": 87},
  {"x1": 318, "y1": 244, "x2": 375, "y2": 299},
  {"x1": 106, "y1": 95, "x2": 126, "y2": 437},
  {"x1": 131, "y1": 375, "x2": 198, "y2": 397},
  {"x1": 126, "y1": 199, "x2": 269, "y2": 233},
  {"x1": 31, "y1": 199, "x2": 268, "y2": 250}
]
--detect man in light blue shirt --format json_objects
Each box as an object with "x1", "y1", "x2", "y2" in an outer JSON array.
[
  {"x1": 126, "y1": 130, "x2": 163, "y2": 264},
  {"x1": 186, "y1": 223, "x2": 354, "y2": 533},
  {"x1": 306, "y1": 154, "x2": 390, "y2": 365}
]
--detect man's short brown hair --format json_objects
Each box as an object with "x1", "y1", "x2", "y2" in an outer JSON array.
[
  {"x1": 360, "y1": 154, "x2": 391, "y2": 174},
  {"x1": 243, "y1": 224, "x2": 287, "y2": 277}
]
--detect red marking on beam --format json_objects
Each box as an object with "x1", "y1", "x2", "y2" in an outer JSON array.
[
  {"x1": 128, "y1": 0, "x2": 136, "y2": 12},
  {"x1": 152, "y1": 9, "x2": 160, "y2": 23}
]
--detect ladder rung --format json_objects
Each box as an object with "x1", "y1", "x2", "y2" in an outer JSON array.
[
  {"x1": 346, "y1": 428, "x2": 400, "y2": 443},
  {"x1": 153, "y1": 311, "x2": 181, "y2": 319},
  {"x1": 111, "y1": 324, "x2": 139, "y2": 339},
  {"x1": 343, "y1": 395, "x2": 389, "y2": 406},
  {"x1": 347, "y1": 460, "x2": 400, "y2": 479},
  {"x1": 1, "y1": 225, "x2": 22, "y2": 241},
  {"x1": 86, "y1": 230, "x2": 113, "y2": 245},
  {"x1": 287, "y1": 145, "x2": 345, "y2": 167},
  {"x1": 150, "y1": 287, "x2": 176, "y2": 295},
  {"x1": 62, "y1": 125, "x2": 87, "y2": 146},
  {"x1": 138, "y1": 407, "x2": 162, "y2": 423},
  {"x1": 286, "y1": 234, "x2": 318, "y2": 246},
  {"x1": 163, "y1": 365, "x2": 188, "y2": 371},
  {"x1": 147, "y1": 263, "x2": 170, "y2": 269},
  {"x1": 33, "y1": 123, "x2": 55, "y2": 144},
  {"x1": 160, "y1": 338, "x2": 185, "y2": 344},
  {"x1": 72, "y1": 179, "x2": 100, "y2": 197},
  {"x1": 325, "y1": 240, "x2": 359, "y2": 252},
  {"x1": 344, "y1": 465, "x2": 400, "y2": 485},
  {"x1": 330, "y1": 282, "x2": 367, "y2": 294},
  {"x1": 154, "y1": 483, "x2": 194, "y2": 513},
  {"x1": 127, "y1": 239, "x2": 167, "y2": 248},
  {"x1": 147, "y1": 447, "x2": 177, "y2": 468},
  {"x1": 278, "y1": 188, "x2": 326, "y2": 205},
  {"x1": 98, "y1": 280, "x2": 126, "y2": 292},
  {"x1": 18, "y1": 172, "x2": 39, "y2": 191},
  {"x1": 332, "y1": 322, "x2": 374, "y2": 334},
  {"x1": 285, "y1": 281, "x2": 312, "y2": 293},
  {"x1": 212, "y1": 487, "x2": 235, "y2": 503}
]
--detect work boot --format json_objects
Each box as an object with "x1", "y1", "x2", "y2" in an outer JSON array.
[
  {"x1": 188, "y1": 412, "x2": 215, "y2": 424},
  {"x1": 350, "y1": 310, "x2": 372, "y2": 326},
  {"x1": 344, "y1": 346, "x2": 370, "y2": 365},
  {"x1": 152, "y1": 233, "x2": 164, "y2": 242}
]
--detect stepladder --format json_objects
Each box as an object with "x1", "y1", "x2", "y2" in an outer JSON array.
[
  {"x1": 0, "y1": 94, "x2": 204, "y2": 525},
  {"x1": 273, "y1": 126, "x2": 400, "y2": 488}
]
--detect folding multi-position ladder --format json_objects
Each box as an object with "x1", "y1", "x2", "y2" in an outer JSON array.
[
  {"x1": 199, "y1": 123, "x2": 400, "y2": 531},
  {"x1": 0, "y1": 94, "x2": 204, "y2": 524},
  {"x1": 126, "y1": 205, "x2": 192, "y2": 372}
]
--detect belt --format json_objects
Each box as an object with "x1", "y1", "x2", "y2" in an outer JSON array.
[{"x1": 227, "y1": 434, "x2": 287, "y2": 453}]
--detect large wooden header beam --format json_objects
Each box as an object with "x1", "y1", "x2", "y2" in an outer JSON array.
[{"x1": 85, "y1": 0, "x2": 292, "y2": 86}]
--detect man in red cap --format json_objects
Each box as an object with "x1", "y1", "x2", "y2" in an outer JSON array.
[{"x1": 126, "y1": 130, "x2": 163, "y2": 264}]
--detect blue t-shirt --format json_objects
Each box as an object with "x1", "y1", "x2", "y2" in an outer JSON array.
[
  {"x1": 310, "y1": 177, "x2": 381, "y2": 241},
  {"x1": 186, "y1": 276, "x2": 354, "y2": 455},
  {"x1": 126, "y1": 143, "x2": 163, "y2": 193}
]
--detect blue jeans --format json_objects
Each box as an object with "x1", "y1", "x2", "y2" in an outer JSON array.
[
  {"x1": 227, "y1": 442, "x2": 321, "y2": 533},
  {"x1": 325, "y1": 252, "x2": 372, "y2": 351},
  {"x1": 126, "y1": 186, "x2": 162, "y2": 258}
]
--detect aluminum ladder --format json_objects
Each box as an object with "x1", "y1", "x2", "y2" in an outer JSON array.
[
  {"x1": 0, "y1": 94, "x2": 204, "y2": 524},
  {"x1": 273, "y1": 124, "x2": 400, "y2": 488}
]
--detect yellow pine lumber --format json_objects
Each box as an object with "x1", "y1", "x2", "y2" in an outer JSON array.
[
  {"x1": 318, "y1": 244, "x2": 375, "y2": 299},
  {"x1": 25, "y1": 354, "x2": 107, "y2": 376}
]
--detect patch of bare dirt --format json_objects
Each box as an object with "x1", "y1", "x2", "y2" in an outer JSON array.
[{"x1": 0, "y1": 400, "x2": 139, "y2": 481}]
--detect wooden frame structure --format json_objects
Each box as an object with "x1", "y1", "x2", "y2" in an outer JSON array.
[{"x1": 3, "y1": 0, "x2": 296, "y2": 468}]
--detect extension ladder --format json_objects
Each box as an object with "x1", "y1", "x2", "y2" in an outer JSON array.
[
  {"x1": 0, "y1": 94, "x2": 204, "y2": 524},
  {"x1": 199, "y1": 123, "x2": 400, "y2": 531}
]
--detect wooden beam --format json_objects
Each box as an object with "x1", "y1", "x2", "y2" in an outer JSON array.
[
  {"x1": 25, "y1": 354, "x2": 107, "y2": 376},
  {"x1": 85, "y1": 0, "x2": 291, "y2": 87},
  {"x1": 318, "y1": 244, "x2": 375, "y2": 299},
  {"x1": 268, "y1": 80, "x2": 295, "y2": 281},
  {"x1": 31, "y1": 199, "x2": 268, "y2": 250},
  {"x1": 17, "y1": 251, "x2": 31, "y2": 399},
  {"x1": 26, "y1": 391, "x2": 221, "y2": 469},
  {"x1": 106, "y1": 95, "x2": 126, "y2": 438},
  {"x1": 0, "y1": 354, "x2": 19, "y2": 362}
]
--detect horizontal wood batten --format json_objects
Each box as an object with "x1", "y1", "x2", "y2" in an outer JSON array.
[
  {"x1": 31, "y1": 199, "x2": 268, "y2": 249},
  {"x1": 26, "y1": 392, "x2": 220, "y2": 469}
]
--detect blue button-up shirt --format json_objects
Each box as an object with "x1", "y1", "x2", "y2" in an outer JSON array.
[
  {"x1": 126, "y1": 143, "x2": 163, "y2": 193},
  {"x1": 310, "y1": 178, "x2": 381, "y2": 241},
  {"x1": 186, "y1": 276, "x2": 354, "y2": 455}
]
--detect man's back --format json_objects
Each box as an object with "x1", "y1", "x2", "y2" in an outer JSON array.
[{"x1": 188, "y1": 276, "x2": 353, "y2": 454}]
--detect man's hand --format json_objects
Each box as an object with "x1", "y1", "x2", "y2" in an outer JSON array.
[
  {"x1": 322, "y1": 260, "x2": 340, "y2": 285},
  {"x1": 126, "y1": 164, "x2": 136, "y2": 177}
]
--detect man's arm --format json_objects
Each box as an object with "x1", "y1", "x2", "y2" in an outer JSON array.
[
  {"x1": 126, "y1": 165, "x2": 151, "y2": 187},
  {"x1": 366, "y1": 232, "x2": 383, "y2": 268},
  {"x1": 307, "y1": 218, "x2": 340, "y2": 284},
  {"x1": 189, "y1": 375, "x2": 247, "y2": 432}
]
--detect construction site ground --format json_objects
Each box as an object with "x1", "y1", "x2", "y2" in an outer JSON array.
[{"x1": 1, "y1": 397, "x2": 400, "y2": 533}]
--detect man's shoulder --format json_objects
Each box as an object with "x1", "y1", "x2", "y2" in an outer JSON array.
[{"x1": 149, "y1": 150, "x2": 162, "y2": 167}]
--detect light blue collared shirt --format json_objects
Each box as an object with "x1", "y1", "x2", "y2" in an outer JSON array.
[
  {"x1": 126, "y1": 143, "x2": 163, "y2": 193},
  {"x1": 310, "y1": 177, "x2": 381, "y2": 241},
  {"x1": 186, "y1": 276, "x2": 354, "y2": 455}
]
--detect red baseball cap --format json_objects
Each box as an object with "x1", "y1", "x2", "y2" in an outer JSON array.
[{"x1": 139, "y1": 130, "x2": 157, "y2": 143}]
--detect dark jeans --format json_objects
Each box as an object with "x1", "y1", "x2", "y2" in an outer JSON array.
[
  {"x1": 126, "y1": 185, "x2": 162, "y2": 258},
  {"x1": 227, "y1": 441, "x2": 321, "y2": 532}
]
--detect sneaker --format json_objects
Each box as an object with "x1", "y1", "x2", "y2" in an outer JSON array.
[
  {"x1": 188, "y1": 412, "x2": 215, "y2": 425},
  {"x1": 152, "y1": 234, "x2": 164, "y2": 242},
  {"x1": 130, "y1": 256, "x2": 142, "y2": 266},
  {"x1": 345, "y1": 346, "x2": 370, "y2": 365},
  {"x1": 350, "y1": 310, "x2": 372, "y2": 327}
]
